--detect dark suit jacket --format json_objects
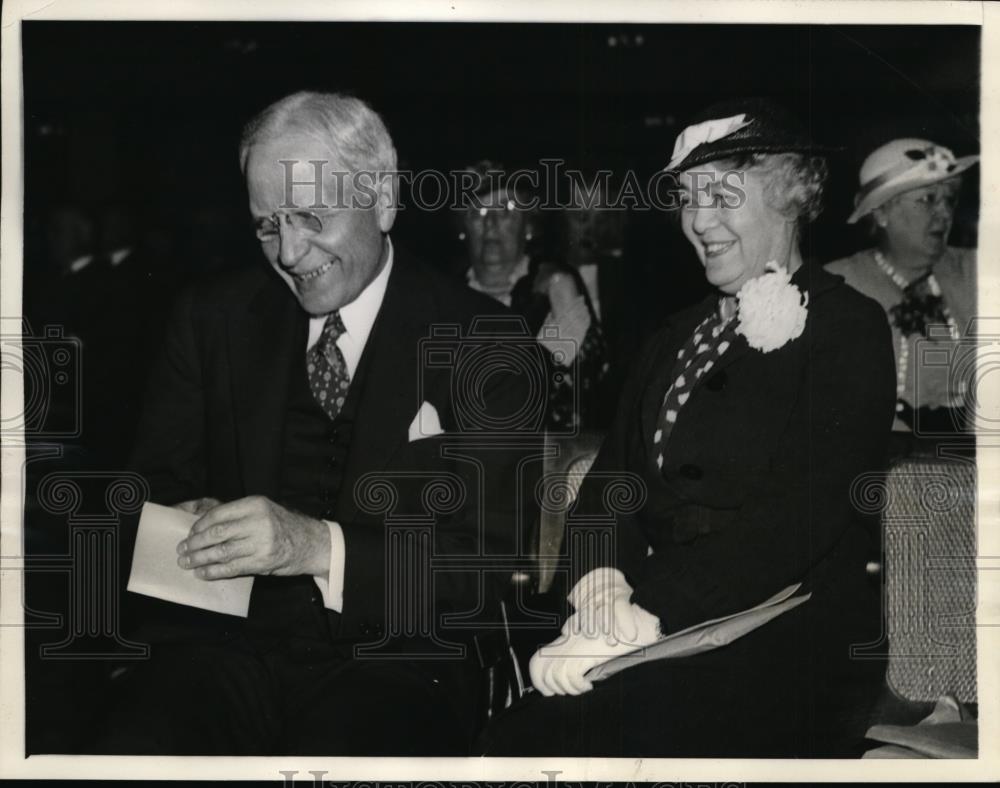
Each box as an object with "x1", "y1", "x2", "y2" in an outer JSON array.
[
  {"x1": 129, "y1": 249, "x2": 543, "y2": 644},
  {"x1": 570, "y1": 263, "x2": 896, "y2": 648}
]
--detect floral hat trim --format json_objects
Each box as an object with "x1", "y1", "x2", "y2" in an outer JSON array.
[
  {"x1": 856, "y1": 145, "x2": 960, "y2": 201},
  {"x1": 848, "y1": 142, "x2": 979, "y2": 224}
]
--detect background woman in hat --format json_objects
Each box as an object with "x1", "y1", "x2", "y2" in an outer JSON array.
[
  {"x1": 482, "y1": 99, "x2": 896, "y2": 757},
  {"x1": 826, "y1": 139, "x2": 978, "y2": 437},
  {"x1": 459, "y1": 159, "x2": 611, "y2": 431}
]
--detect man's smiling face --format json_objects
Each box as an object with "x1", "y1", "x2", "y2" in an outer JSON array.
[{"x1": 246, "y1": 132, "x2": 395, "y2": 315}]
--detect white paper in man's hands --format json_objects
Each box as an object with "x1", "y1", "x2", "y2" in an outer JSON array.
[
  {"x1": 585, "y1": 583, "x2": 811, "y2": 682},
  {"x1": 127, "y1": 502, "x2": 254, "y2": 617}
]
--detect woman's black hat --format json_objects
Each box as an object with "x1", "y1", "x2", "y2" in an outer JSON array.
[{"x1": 666, "y1": 97, "x2": 836, "y2": 173}]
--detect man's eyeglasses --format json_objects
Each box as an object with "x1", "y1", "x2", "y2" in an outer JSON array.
[{"x1": 254, "y1": 209, "x2": 335, "y2": 242}]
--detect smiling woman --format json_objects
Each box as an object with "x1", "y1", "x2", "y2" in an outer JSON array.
[
  {"x1": 677, "y1": 153, "x2": 825, "y2": 295},
  {"x1": 481, "y1": 98, "x2": 897, "y2": 758}
]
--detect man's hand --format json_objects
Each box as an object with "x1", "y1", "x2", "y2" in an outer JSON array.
[
  {"x1": 176, "y1": 496, "x2": 331, "y2": 580},
  {"x1": 174, "y1": 497, "x2": 222, "y2": 516}
]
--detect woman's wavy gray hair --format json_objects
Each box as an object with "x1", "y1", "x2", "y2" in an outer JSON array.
[
  {"x1": 238, "y1": 91, "x2": 398, "y2": 176},
  {"x1": 723, "y1": 151, "x2": 829, "y2": 226}
]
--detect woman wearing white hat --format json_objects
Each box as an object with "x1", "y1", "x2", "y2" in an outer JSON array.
[{"x1": 826, "y1": 138, "x2": 978, "y2": 434}]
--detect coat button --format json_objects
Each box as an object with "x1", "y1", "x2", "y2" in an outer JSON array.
[
  {"x1": 706, "y1": 370, "x2": 728, "y2": 391},
  {"x1": 327, "y1": 428, "x2": 339, "y2": 444},
  {"x1": 360, "y1": 623, "x2": 373, "y2": 637},
  {"x1": 327, "y1": 454, "x2": 338, "y2": 468},
  {"x1": 679, "y1": 463, "x2": 703, "y2": 480}
]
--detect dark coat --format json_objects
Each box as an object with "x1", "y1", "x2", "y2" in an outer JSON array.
[
  {"x1": 570, "y1": 262, "x2": 896, "y2": 642},
  {"x1": 128, "y1": 249, "x2": 543, "y2": 644},
  {"x1": 483, "y1": 263, "x2": 898, "y2": 758}
]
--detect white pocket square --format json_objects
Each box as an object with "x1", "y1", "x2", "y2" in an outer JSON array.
[{"x1": 408, "y1": 400, "x2": 444, "y2": 442}]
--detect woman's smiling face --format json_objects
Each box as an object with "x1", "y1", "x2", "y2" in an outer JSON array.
[{"x1": 679, "y1": 160, "x2": 796, "y2": 295}]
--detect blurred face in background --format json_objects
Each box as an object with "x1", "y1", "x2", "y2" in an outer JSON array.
[
  {"x1": 45, "y1": 207, "x2": 93, "y2": 274},
  {"x1": 874, "y1": 178, "x2": 961, "y2": 263},
  {"x1": 463, "y1": 187, "x2": 528, "y2": 288},
  {"x1": 679, "y1": 159, "x2": 797, "y2": 295},
  {"x1": 246, "y1": 132, "x2": 395, "y2": 316}
]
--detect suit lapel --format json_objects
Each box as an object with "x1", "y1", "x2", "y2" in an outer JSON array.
[
  {"x1": 706, "y1": 328, "x2": 753, "y2": 375},
  {"x1": 228, "y1": 273, "x2": 306, "y2": 498},
  {"x1": 335, "y1": 254, "x2": 436, "y2": 524}
]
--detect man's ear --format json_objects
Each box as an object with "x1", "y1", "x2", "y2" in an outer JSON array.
[{"x1": 375, "y1": 173, "x2": 398, "y2": 233}]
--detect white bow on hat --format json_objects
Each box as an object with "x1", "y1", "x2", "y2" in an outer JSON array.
[{"x1": 665, "y1": 113, "x2": 751, "y2": 171}]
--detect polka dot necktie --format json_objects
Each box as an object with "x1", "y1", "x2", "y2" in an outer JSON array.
[
  {"x1": 652, "y1": 307, "x2": 738, "y2": 473},
  {"x1": 307, "y1": 311, "x2": 351, "y2": 422}
]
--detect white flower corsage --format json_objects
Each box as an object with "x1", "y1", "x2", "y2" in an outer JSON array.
[{"x1": 735, "y1": 261, "x2": 808, "y2": 353}]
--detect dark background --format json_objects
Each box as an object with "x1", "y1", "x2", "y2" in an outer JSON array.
[
  {"x1": 19, "y1": 21, "x2": 981, "y2": 755},
  {"x1": 23, "y1": 22, "x2": 981, "y2": 295}
]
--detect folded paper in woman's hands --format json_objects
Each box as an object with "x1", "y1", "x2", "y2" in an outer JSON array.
[{"x1": 584, "y1": 583, "x2": 811, "y2": 683}]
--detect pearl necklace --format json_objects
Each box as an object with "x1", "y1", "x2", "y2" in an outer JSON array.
[{"x1": 873, "y1": 250, "x2": 962, "y2": 411}]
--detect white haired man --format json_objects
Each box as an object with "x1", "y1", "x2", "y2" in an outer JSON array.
[{"x1": 100, "y1": 92, "x2": 541, "y2": 755}]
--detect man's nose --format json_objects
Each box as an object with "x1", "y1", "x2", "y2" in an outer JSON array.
[{"x1": 277, "y1": 223, "x2": 311, "y2": 267}]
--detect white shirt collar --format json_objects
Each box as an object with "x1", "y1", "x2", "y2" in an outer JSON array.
[
  {"x1": 339, "y1": 237, "x2": 393, "y2": 345},
  {"x1": 306, "y1": 237, "x2": 394, "y2": 371}
]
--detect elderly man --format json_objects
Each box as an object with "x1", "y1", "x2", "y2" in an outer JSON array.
[{"x1": 100, "y1": 92, "x2": 542, "y2": 755}]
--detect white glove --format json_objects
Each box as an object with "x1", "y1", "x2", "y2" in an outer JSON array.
[{"x1": 529, "y1": 568, "x2": 661, "y2": 696}]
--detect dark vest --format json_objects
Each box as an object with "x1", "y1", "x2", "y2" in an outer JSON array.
[{"x1": 245, "y1": 333, "x2": 372, "y2": 645}]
